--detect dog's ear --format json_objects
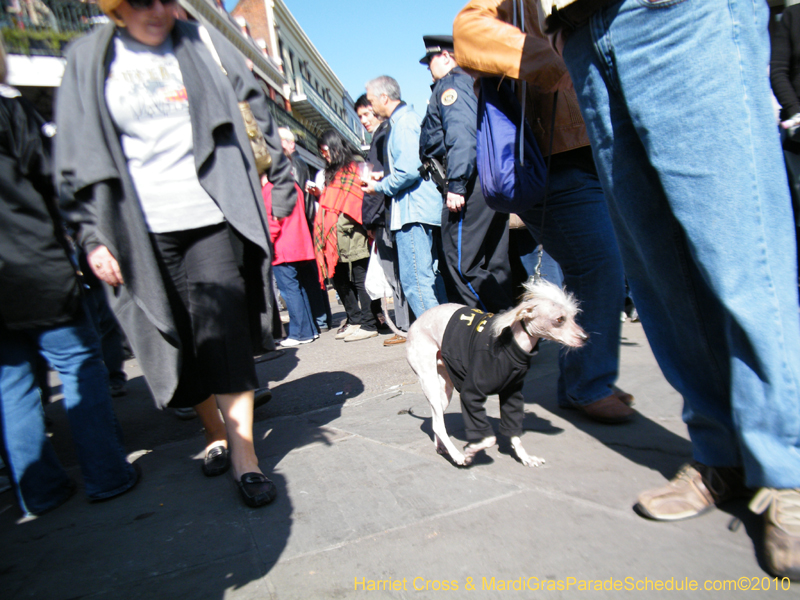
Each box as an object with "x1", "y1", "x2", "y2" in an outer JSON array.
[{"x1": 517, "y1": 304, "x2": 537, "y2": 321}]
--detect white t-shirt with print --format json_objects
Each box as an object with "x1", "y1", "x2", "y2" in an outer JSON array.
[{"x1": 105, "y1": 31, "x2": 225, "y2": 233}]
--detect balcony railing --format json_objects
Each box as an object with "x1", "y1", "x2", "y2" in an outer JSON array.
[
  {"x1": 292, "y1": 78, "x2": 362, "y2": 150},
  {"x1": 1, "y1": 0, "x2": 106, "y2": 57}
]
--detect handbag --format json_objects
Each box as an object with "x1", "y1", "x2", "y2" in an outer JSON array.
[
  {"x1": 237, "y1": 101, "x2": 273, "y2": 174},
  {"x1": 475, "y1": 0, "x2": 548, "y2": 214},
  {"x1": 476, "y1": 76, "x2": 547, "y2": 213},
  {"x1": 364, "y1": 242, "x2": 393, "y2": 301},
  {"x1": 198, "y1": 26, "x2": 272, "y2": 175}
]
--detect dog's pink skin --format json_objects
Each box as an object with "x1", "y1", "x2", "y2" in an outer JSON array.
[{"x1": 406, "y1": 279, "x2": 587, "y2": 467}]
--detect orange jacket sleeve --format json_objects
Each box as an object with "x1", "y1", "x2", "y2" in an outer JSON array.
[{"x1": 453, "y1": 0, "x2": 570, "y2": 93}]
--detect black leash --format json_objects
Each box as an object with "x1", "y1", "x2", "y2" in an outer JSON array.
[{"x1": 533, "y1": 90, "x2": 559, "y2": 283}]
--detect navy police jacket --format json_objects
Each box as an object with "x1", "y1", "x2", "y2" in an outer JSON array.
[{"x1": 419, "y1": 67, "x2": 479, "y2": 197}]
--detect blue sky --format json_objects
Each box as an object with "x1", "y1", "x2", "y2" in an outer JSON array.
[{"x1": 225, "y1": 0, "x2": 470, "y2": 118}]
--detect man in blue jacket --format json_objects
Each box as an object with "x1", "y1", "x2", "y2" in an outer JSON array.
[
  {"x1": 363, "y1": 76, "x2": 446, "y2": 319},
  {"x1": 355, "y1": 94, "x2": 409, "y2": 344}
]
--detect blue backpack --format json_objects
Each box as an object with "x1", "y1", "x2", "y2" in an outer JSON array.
[{"x1": 476, "y1": 76, "x2": 548, "y2": 214}]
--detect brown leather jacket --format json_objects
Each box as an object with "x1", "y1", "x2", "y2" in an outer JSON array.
[{"x1": 453, "y1": 0, "x2": 590, "y2": 157}]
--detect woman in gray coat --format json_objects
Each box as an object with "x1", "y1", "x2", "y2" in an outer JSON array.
[{"x1": 55, "y1": 0, "x2": 295, "y2": 507}]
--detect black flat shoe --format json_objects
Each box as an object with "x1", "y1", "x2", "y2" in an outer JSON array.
[
  {"x1": 202, "y1": 444, "x2": 230, "y2": 477},
  {"x1": 254, "y1": 387, "x2": 272, "y2": 408},
  {"x1": 237, "y1": 472, "x2": 277, "y2": 507}
]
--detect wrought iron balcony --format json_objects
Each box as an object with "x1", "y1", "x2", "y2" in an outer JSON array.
[
  {"x1": 1, "y1": 0, "x2": 106, "y2": 57},
  {"x1": 291, "y1": 77, "x2": 361, "y2": 150}
]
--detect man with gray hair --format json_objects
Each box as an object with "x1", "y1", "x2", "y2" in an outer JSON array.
[
  {"x1": 362, "y1": 76, "x2": 446, "y2": 319},
  {"x1": 278, "y1": 127, "x2": 311, "y2": 197}
]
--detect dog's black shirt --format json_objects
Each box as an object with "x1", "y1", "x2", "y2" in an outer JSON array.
[{"x1": 441, "y1": 307, "x2": 535, "y2": 438}]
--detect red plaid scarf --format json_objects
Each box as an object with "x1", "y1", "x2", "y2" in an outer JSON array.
[{"x1": 313, "y1": 163, "x2": 364, "y2": 287}]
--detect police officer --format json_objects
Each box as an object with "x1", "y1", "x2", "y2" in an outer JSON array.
[{"x1": 419, "y1": 35, "x2": 513, "y2": 313}]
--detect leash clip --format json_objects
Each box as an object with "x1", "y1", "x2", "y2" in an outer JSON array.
[{"x1": 533, "y1": 244, "x2": 544, "y2": 283}]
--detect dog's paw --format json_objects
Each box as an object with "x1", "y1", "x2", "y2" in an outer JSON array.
[
  {"x1": 510, "y1": 436, "x2": 545, "y2": 468},
  {"x1": 462, "y1": 436, "x2": 495, "y2": 466},
  {"x1": 520, "y1": 454, "x2": 546, "y2": 468},
  {"x1": 451, "y1": 451, "x2": 468, "y2": 466}
]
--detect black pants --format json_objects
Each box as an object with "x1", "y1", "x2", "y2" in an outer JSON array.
[
  {"x1": 375, "y1": 225, "x2": 410, "y2": 331},
  {"x1": 440, "y1": 180, "x2": 513, "y2": 313},
  {"x1": 782, "y1": 136, "x2": 800, "y2": 276},
  {"x1": 332, "y1": 257, "x2": 376, "y2": 331},
  {"x1": 151, "y1": 223, "x2": 257, "y2": 405}
]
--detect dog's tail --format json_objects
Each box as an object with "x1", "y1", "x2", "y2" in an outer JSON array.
[{"x1": 380, "y1": 297, "x2": 408, "y2": 338}]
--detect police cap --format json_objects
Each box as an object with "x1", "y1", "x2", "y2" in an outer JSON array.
[{"x1": 419, "y1": 34, "x2": 454, "y2": 65}]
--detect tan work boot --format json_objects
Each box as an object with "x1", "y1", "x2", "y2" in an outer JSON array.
[
  {"x1": 750, "y1": 488, "x2": 800, "y2": 580},
  {"x1": 635, "y1": 461, "x2": 749, "y2": 521}
]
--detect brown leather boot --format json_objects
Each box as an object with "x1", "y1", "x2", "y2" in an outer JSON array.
[
  {"x1": 572, "y1": 394, "x2": 635, "y2": 424},
  {"x1": 612, "y1": 386, "x2": 634, "y2": 406}
]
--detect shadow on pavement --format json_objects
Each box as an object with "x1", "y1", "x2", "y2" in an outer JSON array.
[
  {"x1": 0, "y1": 364, "x2": 362, "y2": 600},
  {"x1": 527, "y1": 342, "x2": 692, "y2": 480}
]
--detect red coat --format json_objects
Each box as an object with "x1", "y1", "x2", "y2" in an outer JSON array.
[{"x1": 262, "y1": 182, "x2": 315, "y2": 265}]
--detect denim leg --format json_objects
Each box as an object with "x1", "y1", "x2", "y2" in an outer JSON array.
[
  {"x1": 37, "y1": 310, "x2": 136, "y2": 500},
  {"x1": 395, "y1": 223, "x2": 442, "y2": 318},
  {"x1": 273, "y1": 262, "x2": 316, "y2": 341},
  {"x1": 519, "y1": 164, "x2": 625, "y2": 407},
  {"x1": 310, "y1": 286, "x2": 333, "y2": 330},
  {"x1": 85, "y1": 285, "x2": 126, "y2": 384},
  {"x1": 376, "y1": 226, "x2": 410, "y2": 331},
  {"x1": 564, "y1": 0, "x2": 800, "y2": 487},
  {"x1": 297, "y1": 260, "x2": 331, "y2": 331},
  {"x1": 515, "y1": 228, "x2": 564, "y2": 289},
  {"x1": 0, "y1": 329, "x2": 73, "y2": 515}
]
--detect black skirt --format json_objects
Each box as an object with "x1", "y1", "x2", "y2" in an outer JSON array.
[{"x1": 150, "y1": 222, "x2": 258, "y2": 407}]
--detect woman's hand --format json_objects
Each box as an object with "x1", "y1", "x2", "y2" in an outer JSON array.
[
  {"x1": 305, "y1": 181, "x2": 321, "y2": 197},
  {"x1": 88, "y1": 245, "x2": 124, "y2": 287}
]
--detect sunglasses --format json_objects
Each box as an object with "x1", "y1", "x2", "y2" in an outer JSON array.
[{"x1": 126, "y1": 0, "x2": 176, "y2": 11}]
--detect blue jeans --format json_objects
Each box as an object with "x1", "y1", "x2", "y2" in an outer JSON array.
[
  {"x1": 519, "y1": 160, "x2": 625, "y2": 407},
  {"x1": 394, "y1": 223, "x2": 447, "y2": 319},
  {"x1": 563, "y1": 0, "x2": 800, "y2": 487},
  {"x1": 273, "y1": 261, "x2": 317, "y2": 342},
  {"x1": 309, "y1": 277, "x2": 333, "y2": 331},
  {"x1": 513, "y1": 227, "x2": 564, "y2": 289},
  {"x1": 85, "y1": 284, "x2": 126, "y2": 385},
  {"x1": 0, "y1": 309, "x2": 136, "y2": 515}
]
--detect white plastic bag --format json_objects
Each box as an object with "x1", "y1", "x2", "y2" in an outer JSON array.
[{"x1": 365, "y1": 242, "x2": 393, "y2": 301}]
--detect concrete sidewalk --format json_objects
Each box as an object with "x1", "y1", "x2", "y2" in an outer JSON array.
[{"x1": 0, "y1": 320, "x2": 788, "y2": 599}]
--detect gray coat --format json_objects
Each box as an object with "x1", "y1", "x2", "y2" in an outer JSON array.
[{"x1": 55, "y1": 21, "x2": 295, "y2": 408}]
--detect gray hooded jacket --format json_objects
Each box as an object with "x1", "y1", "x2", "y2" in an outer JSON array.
[{"x1": 55, "y1": 20, "x2": 294, "y2": 407}]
